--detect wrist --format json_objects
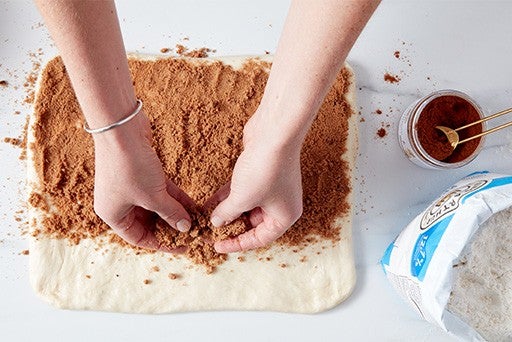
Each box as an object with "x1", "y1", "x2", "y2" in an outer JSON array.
[
  {"x1": 244, "y1": 99, "x2": 315, "y2": 155},
  {"x1": 91, "y1": 109, "x2": 151, "y2": 151},
  {"x1": 243, "y1": 110, "x2": 306, "y2": 160}
]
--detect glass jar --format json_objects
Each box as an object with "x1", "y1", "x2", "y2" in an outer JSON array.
[{"x1": 398, "y1": 89, "x2": 486, "y2": 170}]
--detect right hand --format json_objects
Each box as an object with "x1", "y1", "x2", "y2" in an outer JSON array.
[
  {"x1": 92, "y1": 111, "x2": 194, "y2": 252},
  {"x1": 208, "y1": 112, "x2": 304, "y2": 253}
]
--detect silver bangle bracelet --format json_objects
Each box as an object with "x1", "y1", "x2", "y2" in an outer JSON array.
[{"x1": 83, "y1": 99, "x2": 143, "y2": 134}]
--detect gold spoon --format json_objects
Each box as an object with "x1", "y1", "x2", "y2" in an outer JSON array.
[{"x1": 436, "y1": 107, "x2": 512, "y2": 152}]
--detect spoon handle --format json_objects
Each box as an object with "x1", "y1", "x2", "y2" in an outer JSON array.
[
  {"x1": 455, "y1": 107, "x2": 512, "y2": 132},
  {"x1": 459, "y1": 120, "x2": 512, "y2": 145}
]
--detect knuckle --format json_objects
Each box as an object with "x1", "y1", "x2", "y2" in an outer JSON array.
[
  {"x1": 134, "y1": 229, "x2": 149, "y2": 246},
  {"x1": 236, "y1": 235, "x2": 253, "y2": 251},
  {"x1": 159, "y1": 207, "x2": 181, "y2": 224}
]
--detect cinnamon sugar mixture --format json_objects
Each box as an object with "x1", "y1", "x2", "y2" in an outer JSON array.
[{"x1": 31, "y1": 56, "x2": 353, "y2": 272}]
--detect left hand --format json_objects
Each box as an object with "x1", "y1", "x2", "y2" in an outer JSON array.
[{"x1": 208, "y1": 115, "x2": 304, "y2": 253}]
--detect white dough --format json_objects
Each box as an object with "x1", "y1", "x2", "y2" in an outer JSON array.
[{"x1": 27, "y1": 55, "x2": 358, "y2": 314}]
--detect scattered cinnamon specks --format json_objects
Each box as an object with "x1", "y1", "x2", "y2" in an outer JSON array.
[
  {"x1": 279, "y1": 263, "x2": 287, "y2": 268},
  {"x1": 393, "y1": 50, "x2": 400, "y2": 59},
  {"x1": 0, "y1": 80, "x2": 8, "y2": 87},
  {"x1": 85, "y1": 274, "x2": 91, "y2": 279},
  {"x1": 20, "y1": 249, "x2": 29, "y2": 255},
  {"x1": 151, "y1": 266, "x2": 160, "y2": 272},
  {"x1": 377, "y1": 128, "x2": 387, "y2": 138},
  {"x1": 160, "y1": 47, "x2": 170, "y2": 53},
  {"x1": 384, "y1": 73, "x2": 400, "y2": 84},
  {"x1": 299, "y1": 256, "x2": 307, "y2": 263},
  {"x1": 375, "y1": 109, "x2": 382, "y2": 115},
  {"x1": 237, "y1": 256, "x2": 246, "y2": 262},
  {"x1": 143, "y1": 279, "x2": 152, "y2": 285}
]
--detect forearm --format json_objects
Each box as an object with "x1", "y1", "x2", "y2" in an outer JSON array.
[
  {"x1": 35, "y1": 0, "x2": 137, "y2": 132},
  {"x1": 259, "y1": 0, "x2": 380, "y2": 147}
]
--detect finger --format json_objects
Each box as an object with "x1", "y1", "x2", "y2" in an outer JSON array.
[
  {"x1": 210, "y1": 194, "x2": 246, "y2": 228},
  {"x1": 146, "y1": 190, "x2": 192, "y2": 233},
  {"x1": 111, "y1": 209, "x2": 179, "y2": 253},
  {"x1": 203, "y1": 182, "x2": 231, "y2": 210},
  {"x1": 131, "y1": 208, "x2": 186, "y2": 254},
  {"x1": 166, "y1": 180, "x2": 197, "y2": 211},
  {"x1": 214, "y1": 216, "x2": 287, "y2": 253},
  {"x1": 249, "y1": 207, "x2": 264, "y2": 227}
]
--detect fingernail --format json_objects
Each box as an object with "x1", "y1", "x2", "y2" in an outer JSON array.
[
  {"x1": 211, "y1": 216, "x2": 224, "y2": 228},
  {"x1": 176, "y1": 219, "x2": 191, "y2": 232}
]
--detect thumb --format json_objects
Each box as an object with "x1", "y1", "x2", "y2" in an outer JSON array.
[
  {"x1": 210, "y1": 195, "x2": 246, "y2": 228},
  {"x1": 146, "y1": 190, "x2": 192, "y2": 233}
]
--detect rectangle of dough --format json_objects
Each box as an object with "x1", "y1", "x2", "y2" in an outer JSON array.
[{"x1": 27, "y1": 55, "x2": 358, "y2": 314}]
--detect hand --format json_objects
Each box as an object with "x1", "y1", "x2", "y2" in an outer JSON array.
[
  {"x1": 92, "y1": 111, "x2": 194, "y2": 251},
  {"x1": 209, "y1": 115, "x2": 304, "y2": 253}
]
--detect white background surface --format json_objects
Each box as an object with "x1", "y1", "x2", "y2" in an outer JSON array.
[{"x1": 1, "y1": 1, "x2": 512, "y2": 341}]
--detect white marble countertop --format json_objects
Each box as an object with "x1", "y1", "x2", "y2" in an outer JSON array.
[{"x1": 1, "y1": 1, "x2": 512, "y2": 341}]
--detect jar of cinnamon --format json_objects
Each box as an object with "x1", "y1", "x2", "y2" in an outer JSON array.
[{"x1": 398, "y1": 89, "x2": 485, "y2": 169}]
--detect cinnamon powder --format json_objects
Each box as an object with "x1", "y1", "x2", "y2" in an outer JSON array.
[
  {"x1": 384, "y1": 73, "x2": 400, "y2": 84},
  {"x1": 31, "y1": 56, "x2": 353, "y2": 272},
  {"x1": 416, "y1": 95, "x2": 482, "y2": 162}
]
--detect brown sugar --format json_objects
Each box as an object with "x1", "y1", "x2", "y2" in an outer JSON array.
[
  {"x1": 183, "y1": 48, "x2": 212, "y2": 58},
  {"x1": 168, "y1": 273, "x2": 181, "y2": 280},
  {"x1": 4, "y1": 114, "x2": 29, "y2": 160},
  {"x1": 174, "y1": 44, "x2": 212, "y2": 58},
  {"x1": 28, "y1": 192, "x2": 49, "y2": 212},
  {"x1": 3, "y1": 137, "x2": 23, "y2": 147},
  {"x1": 175, "y1": 44, "x2": 187, "y2": 55},
  {"x1": 154, "y1": 208, "x2": 250, "y2": 273},
  {"x1": 24, "y1": 54, "x2": 42, "y2": 104},
  {"x1": 30, "y1": 56, "x2": 354, "y2": 272}
]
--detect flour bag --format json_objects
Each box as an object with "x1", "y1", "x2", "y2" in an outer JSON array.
[{"x1": 381, "y1": 172, "x2": 512, "y2": 341}]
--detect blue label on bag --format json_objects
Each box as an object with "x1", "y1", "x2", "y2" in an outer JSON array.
[{"x1": 411, "y1": 215, "x2": 453, "y2": 281}]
